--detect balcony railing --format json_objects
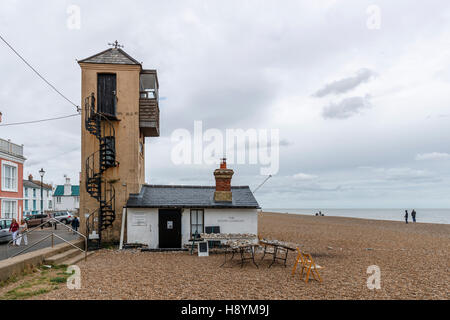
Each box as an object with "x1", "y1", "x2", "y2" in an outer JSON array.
[
  {"x1": 139, "y1": 93, "x2": 160, "y2": 137},
  {"x1": 0, "y1": 138, "x2": 24, "y2": 157},
  {"x1": 139, "y1": 69, "x2": 160, "y2": 137}
]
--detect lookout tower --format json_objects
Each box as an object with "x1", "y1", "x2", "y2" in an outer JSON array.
[{"x1": 78, "y1": 43, "x2": 160, "y2": 248}]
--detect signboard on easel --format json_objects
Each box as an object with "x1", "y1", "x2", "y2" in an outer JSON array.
[{"x1": 198, "y1": 241, "x2": 209, "y2": 257}]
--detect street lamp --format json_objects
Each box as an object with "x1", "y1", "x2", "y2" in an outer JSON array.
[
  {"x1": 39, "y1": 168, "x2": 45, "y2": 216},
  {"x1": 39, "y1": 168, "x2": 45, "y2": 229}
]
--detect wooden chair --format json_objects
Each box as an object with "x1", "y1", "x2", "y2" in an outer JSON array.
[{"x1": 292, "y1": 248, "x2": 323, "y2": 283}]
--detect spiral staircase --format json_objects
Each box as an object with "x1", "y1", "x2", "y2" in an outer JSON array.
[{"x1": 84, "y1": 93, "x2": 118, "y2": 249}]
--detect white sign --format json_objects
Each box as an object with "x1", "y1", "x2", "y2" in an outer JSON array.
[
  {"x1": 218, "y1": 216, "x2": 244, "y2": 223},
  {"x1": 132, "y1": 213, "x2": 147, "y2": 226}
]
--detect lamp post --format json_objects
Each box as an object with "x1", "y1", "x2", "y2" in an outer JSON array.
[{"x1": 39, "y1": 168, "x2": 45, "y2": 229}]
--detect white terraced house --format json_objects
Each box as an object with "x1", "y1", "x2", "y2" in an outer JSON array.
[
  {"x1": 53, "y1": 176, "x2": 80, "y2": 213},
  {"x1": 23, "y1": 174, "x2": 53, "y2": 216}
]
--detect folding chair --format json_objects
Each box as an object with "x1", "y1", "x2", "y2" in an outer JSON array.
[{"x1": 292, "y1": 248, "x2": 323, "y2": 283}]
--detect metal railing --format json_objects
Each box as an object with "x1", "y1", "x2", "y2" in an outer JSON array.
[
  {"x1": 6, "y1": 218, "x2": 87, "y2": 261},
  {"x1": 0, "y1": 138, "x2": 23, "y2": 157}
]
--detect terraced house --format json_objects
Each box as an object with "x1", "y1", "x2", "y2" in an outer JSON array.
[
  {"x1": 23, "y1": 174, "x2": 53, "y2": 215},
  {"x1": 53, "y1": 175, "x2": 80, "y2": 213},
  {"x1": 0, "y1": 138, "x2": 25, "y2": 220}
]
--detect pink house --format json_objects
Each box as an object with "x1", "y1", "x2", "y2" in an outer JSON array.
[{"x1": 0, "y1": 138, "x2": 25, "y2": 221}]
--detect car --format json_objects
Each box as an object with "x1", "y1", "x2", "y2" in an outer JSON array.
[
  {"x1": 52, "y1": 211, "x2": 74, "y2": 224},
  {"x1": 0, "y1": 219, "x2": 13, "y2": 243},
  {"x1": 24, "y1": 214, "x2": 52, "y2": 228}
]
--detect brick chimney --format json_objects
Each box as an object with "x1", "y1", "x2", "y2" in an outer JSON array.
[
  {"x1": 214, "y1": 158, "x2": 234, "y2": 202},
  {"x1": 28, "y1": 174, "x2": 33, "y2": 181}
]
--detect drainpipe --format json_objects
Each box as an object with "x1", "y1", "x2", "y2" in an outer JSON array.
[{"x1": 119, "y1": 207, "x2": 127, "y2": 250}]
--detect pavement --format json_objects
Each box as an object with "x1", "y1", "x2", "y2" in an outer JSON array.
[{"x1": 0, "y1": 226, "x2": 81, "y2": 261}]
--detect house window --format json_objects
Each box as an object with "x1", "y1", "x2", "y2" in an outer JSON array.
[
  {"x1": 25, "y1": 188, "x2": 28, "y2": 197},
  {"x1": 25, "y1": 200, "x2": 28, "y2": 211},
  {"x1": 190, "y1": 209, "x2": 204, "y2": 239},
  {"x1": 57, "y1": 197, "x2": 61, "y2": 204},
  {"x1": 33, "y1": 188, "x2": 36, "y2": 197},
  {"x1": 33, "y1": 200, "x2": 36, "y2": 211},
  {"x1": 48, "y1": 200, "x2": 52, "y2": 209},
  {"x1": 46, "y1": 190, "x2": 49, "y2": 197},
  {"x1": 2, "y1": 161, "x2": 18, "y2": 192},
  {"x1": 1, "y1": 200, "x2": 17, "y2": 219}
]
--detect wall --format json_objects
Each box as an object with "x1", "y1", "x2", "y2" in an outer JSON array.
[
  {"x1": 23, "y1": 187, "x2": 52, "y2": 215},
  {"x1": 181, "y1": 208, "x2": 258, "y2": 245},
  {"x1": 0, "y1": 156, "x2": 24, "y2": 220},
  {"x1": 53, "y1": 195, "x2": 79, "y2": 212},
  {"x1": 126, "y1": 208, "x2": 158, "y2": 247},
  {"x1": 79, "y1": 63, "x2": 144, "y2": 242},
  {"x1": 127, "y1": 207, "x2": 258, "y2": 248}
]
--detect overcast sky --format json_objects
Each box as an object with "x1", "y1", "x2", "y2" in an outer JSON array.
[{"x1": 1, "y1": 0, "x2": 450, "y2": 208}]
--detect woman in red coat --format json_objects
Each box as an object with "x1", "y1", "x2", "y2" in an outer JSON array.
[{"x1": 9, "y1": 218, "x2": 19, "y2": 246}]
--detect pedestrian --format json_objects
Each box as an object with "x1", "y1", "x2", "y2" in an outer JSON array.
[
  {"x1": 9, "y1": 218, "x2": 19, "y2": 246},
  {"x1": 404, "y1": 210, "x2": 409, "y2": 224},
  {"x1": 411, "y1": 209, "x2": 416, "y2": 223},
  {"x1": 17, "y1": 219, "x2": 28, "y2": 246},
  {"x1": 71, "y1": 216, "x2": 80, "y2": 234}
]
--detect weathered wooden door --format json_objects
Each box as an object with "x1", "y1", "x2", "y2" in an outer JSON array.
[
  {"x1": 97, "y1": 73, "x2": 116, "y2": 116},
  {"x1": 158, "y1": 209, "x2": 181, "y2": 248}
]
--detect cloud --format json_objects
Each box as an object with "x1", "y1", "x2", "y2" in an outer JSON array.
[
  {"x1": 415, "y1": 152, "x2": 450, "y2": 161},
  {"x1": 2, "y1": 1, "x2": 450, "y2": 208},
  {"x1": 322, "y1": 95, "x2": 372, "y2": 119},
  {"x1": 279, "y1": 139, "x2": 293, "y2": 147},
  {"x1": 293, "y1": 173, "x2": 317, "y2": 180},
  {"x1": 314, "y1": 68, "x2": 376, "y2": 97},
  {"x1": 372, "y1": 167, "x2": 439, "y2": 183}
]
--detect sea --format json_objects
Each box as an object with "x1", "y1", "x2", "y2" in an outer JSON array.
[{"x1": 265, "y1": 208, "x2": 450, "y2": 225}]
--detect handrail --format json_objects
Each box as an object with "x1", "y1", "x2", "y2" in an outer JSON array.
[
  {"x1": 84, "y1": 92, "x2": 118, "y2": 247},
  {"x1": 85, "y1": 180, "x2": 115, "y2": 236},
  {"x1": 8, "y1": 234, "x2": 53, "y2": 259},
  {"x1": 85, "y1": 92, "x2": 117, "y2": 138},
  {"x1": 85, "y1": 208, "x2": 98, "y2": 242},
  {"x1": 7, "y1": 218, "x2": 87, "y2": 262}
]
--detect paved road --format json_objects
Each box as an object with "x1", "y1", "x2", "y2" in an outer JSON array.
[{"x1": 0, "y1": 226, "x2": 81, "y2": 261}]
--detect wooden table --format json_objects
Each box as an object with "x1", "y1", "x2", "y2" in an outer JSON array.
[
  {"x1": 220, "y1": 243, "x2": 259, "y2": 268},
  {"x1": 259, "y1": 240, "x2": 297, "y2": 268}
]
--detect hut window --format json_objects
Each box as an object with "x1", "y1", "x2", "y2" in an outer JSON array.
[{"x1": 190, "y1": 209, "x2": 204, "y2": 239}]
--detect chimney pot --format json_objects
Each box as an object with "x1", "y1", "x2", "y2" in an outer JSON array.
[{"x1": 220, "y1": 158, "x2": 227, "y2": 169}]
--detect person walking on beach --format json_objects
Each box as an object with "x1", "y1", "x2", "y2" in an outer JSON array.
[
  {"x1": 404, "y1": 210, "x2": 409, "y2": 224},
  {"x1": 17, "y1": 219, "x2": 28, "y2": 246},
  {"x1": 411, "y1": 209, "x2": 416, "y2": 223},
  {"x1": 9, "y1": 218, "x2": 19, "y2": 246}
]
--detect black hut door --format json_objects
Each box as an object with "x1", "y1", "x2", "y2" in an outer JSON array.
[
  {"x1": 158, "y1": 209, "x2": 182, "y2": 248},
  {"x1": 97, "y1": 74, "x2": 116, "y2": 116}
]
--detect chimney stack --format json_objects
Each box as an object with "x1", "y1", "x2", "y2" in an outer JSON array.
[
  {"x1": 28, "y1": 174, "x2": 33, "y2": 181},
  {"x1": 214, "y1": 158, "x2": 234, "y2": 202},
  {"x1": 64, "y1": 175, "x2": 71, "y2": 196}
]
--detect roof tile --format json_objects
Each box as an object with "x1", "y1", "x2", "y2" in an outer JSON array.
[{"x1": 126, "y1": 185, "x2": 260, "y2": 209}]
